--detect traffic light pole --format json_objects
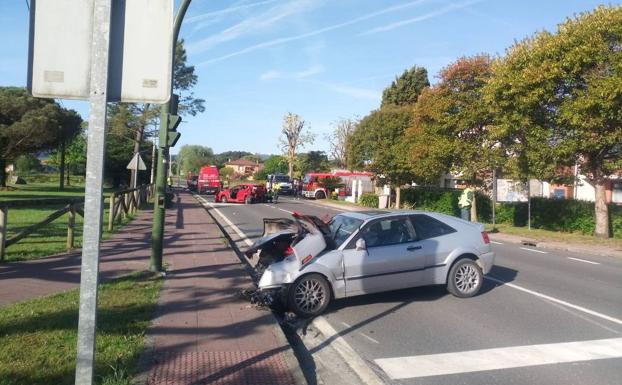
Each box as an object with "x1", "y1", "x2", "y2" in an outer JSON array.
[{"x1": 150, "y1": 0, "x2": 192, "y2": 272}]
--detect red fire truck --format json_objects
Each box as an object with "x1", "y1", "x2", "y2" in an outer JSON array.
[
  {"x1": 302, "y1": 171, "x2": 374, "y2": 199},
  {"x1": 188, "y1": 166, "x2": 222, "y2": 194}
]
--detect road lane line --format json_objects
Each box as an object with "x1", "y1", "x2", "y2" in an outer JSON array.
[
  {"x1": 359, "y1": 333, "x2": 380, "y2": 344},
  {"x1": 485, "y1": 276, "x2": 622, "y2": 326},
  {"x1": 568, "y1": 257, "x2": 600, "y2": 265},
  {"x1": 203, "y1": 201, "x2": 253, "y2": 247},
  {"x1": 375, "y1": 337, "x2": 622, "y2": 380},
  {"x1": 341, "y1": 322, "x2": 351, "y2": 328},
  {"x1": 490, "y1": 241, "x2": 503, "y2": 245},
  {"x1": 520, "y1": 247, "x2": 548, "y2": 254}
]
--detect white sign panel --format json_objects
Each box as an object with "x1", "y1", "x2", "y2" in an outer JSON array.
[
  {"x1": 28, "y1": 0, "x2": 94, "y2": 100},
  {"x1": 28, "y1": 0, "x2": 173, "y2": 103}
]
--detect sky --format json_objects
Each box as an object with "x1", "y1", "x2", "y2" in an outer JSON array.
[{"x1": 1, "y1": 0, "x2": 619, "y2": 156}]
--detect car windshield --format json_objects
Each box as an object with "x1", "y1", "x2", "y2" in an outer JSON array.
[
  {"x1": 273, "y1": 175, "x2": 289, "y2": 183},
  {"x1": 329, "y1": 215, "x2": 363, "y2": 247}
]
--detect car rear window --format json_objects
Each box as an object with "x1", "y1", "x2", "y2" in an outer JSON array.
[{"x1": 410, "y1": 214, "x2": 456, "y2": 240}]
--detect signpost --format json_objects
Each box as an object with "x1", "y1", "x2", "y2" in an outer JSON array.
[
  {"x1": 127, "y1": 153, "x2": 147, "y2": 188},
  {"x1": 28, "y1": 1, "x2": 175, "y2": 384}
]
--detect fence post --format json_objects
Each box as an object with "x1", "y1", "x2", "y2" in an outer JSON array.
[
  {"x1": 123, "y1": 192, "x2": 129, "y2": 220},
  {"x1": 67, "y1": 203, "x2": 76, "y2": 250},
  {"x1": 108, "y1": 193, "x2": 115, "y2": 231},
  {"x1": 134, "y1": 189, "x2": 140, "y2": 212},
  {"x1": 0, "y1": 206, "x2": 7, "y2": 261}
]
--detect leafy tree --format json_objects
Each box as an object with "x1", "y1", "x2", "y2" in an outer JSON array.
[
  {"x1": 0, "y1": 87, "x2": 82, "y2": 187},
  {"x1": 347, "y1": 105, "x2": 416, "y2": 208},
  {"x1": 279, "y1": 112, "x2": 315, "y2": 177},
  {"x1": 219, "y1": 166, "x2": 234, "y2": 181},
  {"x1": 253, "y1": 169, "x2": 268, "y2": 181},
  {"x1": 263, "y1": 155, "x2": 288, "y2": 175},
  {"x1": 14, "y1": 154, "x2": 41, "y2": 174},
  {"x1": 177, "y1": 144, "x2": 215, "y2": 175},
  {"x1": 381, "y1": 66, "x2": 430, "y2": 107},
  {"x1": 485, "y1": 5, "x2": 622, "y2": 238},
  {"x1": 128, "y1": 40, "x2": 206, "y2": 186},
  {"x1": 49, "y1": 130, "x2": 87, "y2": 186},
  {"x1": 325, "y1": 118, "x2": 357, "y2": 169},
  {"x1": 318, "y1": 176, "x2": 343, "y2": 192},
  {"x1": 243, "y1": 154, "x2": 262, "y2": 163},
  {"x1": 56, "y1": 109, "x2": 83, "y2": 189},
  {"x1": 296, "y1": 151, "x2": 330, "y2": 177},
  {"x1": 408, "y1": 55, "x2": 499, "y2": 221}
]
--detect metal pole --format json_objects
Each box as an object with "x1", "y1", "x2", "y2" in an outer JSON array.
[
  {"x1": 150, "y1": 141, "x2": 156, "y2": 184},
  {"x1": 527, "y1": 179, "x2": 531, "y2": 231},
  {"x1": 150, "y1": 0, "x2": 192, "y2": 272},
  {"x1": 492, "y1": 168, "x2": 497, "y2": 230},
  {"x1": 75, "y1": 0, "x2": 111, "y2": 383}
]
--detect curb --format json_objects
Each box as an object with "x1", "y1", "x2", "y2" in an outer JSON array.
[{"x1": 194, "y1": 194, "x2": 308, "y2": 385}]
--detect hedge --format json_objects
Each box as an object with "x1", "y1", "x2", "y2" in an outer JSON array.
[
  {"x1": 359, "y1": 193, "x2": 379, "y2": 208},
  {"x1": 365, "y1": 188, "x2": 622, "y2": 238}
]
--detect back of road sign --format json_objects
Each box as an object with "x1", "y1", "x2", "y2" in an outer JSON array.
[{"x1": 28, "y1": 0, "x2": 173, "y2": 104}]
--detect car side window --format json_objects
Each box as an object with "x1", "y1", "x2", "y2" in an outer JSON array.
[
  {"x1": 359, "y1": 218, "x2": 417, "y2": 247},
  {"x1": 410, "y1": 214, "x2": 456, "y2": 240}
]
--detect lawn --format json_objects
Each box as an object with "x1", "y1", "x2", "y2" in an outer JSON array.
[
  {"x1": 1, "y1": 183, "x2": 141, "y2": 261},
  {"x1": 0, "y1": 272, "x2": 163, "y2": 385}
]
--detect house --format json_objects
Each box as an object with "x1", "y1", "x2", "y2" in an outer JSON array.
[{"x1": 224, "y1": 159, "x2": 263, "y2": 178}]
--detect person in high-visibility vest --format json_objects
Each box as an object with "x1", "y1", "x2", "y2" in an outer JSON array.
[{"x1": 459, "y1": 187, "x2": 474, "y2": 221}]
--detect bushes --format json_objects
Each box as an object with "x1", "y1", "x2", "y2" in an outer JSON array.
[
  {"x1": 361, "y1": 187, "x2": 622, "y2": 238},
  {"x1": 359, "y1": 193, "x2": 379, "y2": 208}
]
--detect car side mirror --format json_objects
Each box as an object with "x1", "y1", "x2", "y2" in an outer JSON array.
[{"x1": 355, "y1": 238, "x2": 366, "y2": 251}]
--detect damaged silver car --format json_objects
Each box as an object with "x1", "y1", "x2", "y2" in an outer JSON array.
[{"x1": 245, "y1": 210, "x2": 495, "y2": 318}]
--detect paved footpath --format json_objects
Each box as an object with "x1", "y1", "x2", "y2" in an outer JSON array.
[{"x1": 0, "y1": 191, "x2": 299, "y2": 385}]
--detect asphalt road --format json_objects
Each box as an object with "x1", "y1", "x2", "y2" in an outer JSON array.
[{"x1": 197, "y1": 194, "x2": 622, "y2": 385}]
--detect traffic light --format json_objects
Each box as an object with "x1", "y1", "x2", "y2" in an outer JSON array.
[{"x1": 167, "y1": 93, "x2": 181, "y2": 147}]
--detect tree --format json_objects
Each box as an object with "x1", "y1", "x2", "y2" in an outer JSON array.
[
  {"x1": 56, "y1": 109, "x2": 83, "y2": 189},
  {"x1": 243, "y1": 154, "x2": 262, "y2": 163},
  {"x1": 214, "y1": 151, "x2": 252, "y2": 168},
  {"x1": 408, "y1": 55, "x2": 499, "y2": 221},
  {"x1": 177, "y1": 144, "x2": 215, "y2": 175},
  {"x1": 296, "y1": 151, "x2": 330, "y2": 177},
  {"x1": 347, "y1": 105, "x2": 416, "y2": 208},
  {"x1": 14, "y1": 154, "x2": 41, "y2": 174},
  {"x1": 485, "y1": 5, "x2": 622, "y2": 237},
  {"x1": 263, "y1": 155, "x2": 288, "y2": 175},
  {"x1": 325, "y1": 118, "x2": 357, "y2": 169},
  {"x1": 128, "y1": 40, "x2": 206, "y2": 186},
  {"x1": 0, "y1": 87, "x2": 82, "y2": 187},
  {"x1": 381, "y1": 66, "x2": 430, "y2": 107},
  {"x1": 279, "y1": 112, "x2": 315, "y2": 178},
  {"x1": 49, "y1": 130, "x2": 87, "y2": 186}
]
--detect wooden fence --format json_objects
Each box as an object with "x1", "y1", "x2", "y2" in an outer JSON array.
[{"x1": 0, "y1": 184, "x2": 153, "y2": 261}]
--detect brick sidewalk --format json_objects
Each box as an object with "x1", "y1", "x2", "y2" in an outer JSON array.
[
  {"x1": 143, "y1": 192, "x2": 298, "y2": 385},
  {"x1": 0, "y1": 208, "x2": 157, "y2": 307}
]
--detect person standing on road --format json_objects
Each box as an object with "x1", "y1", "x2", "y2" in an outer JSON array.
[
  {"x1": 459, "y1": 187, "x2": 473, "y2": 221},
  {"x1": 296, "y1": 178, "x2": 303, "y2": 200},
  {"x1": 273, "y1": 182, "x2": 281, "y2": 203}
]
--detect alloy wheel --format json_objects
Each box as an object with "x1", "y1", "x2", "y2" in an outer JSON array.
[
  {"x1": 454, "y1": 263, "x2": 480, "y2": 295},
  {"x1": 294, "y1": 278, "x2": 327, "y2": 314}
]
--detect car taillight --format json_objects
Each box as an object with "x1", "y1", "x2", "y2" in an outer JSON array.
[
  {"x1": 481, "y1": 231, "x2": 490, "y2": 244},
  {"x1": 284, "y1": 246, "x2": 295, "y2": 256},
  {"x1": 302, "y1": 254, "x2": 313, "y2": 264}
]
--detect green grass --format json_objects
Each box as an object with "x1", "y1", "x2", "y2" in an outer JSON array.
[
  {"x1": 0, "y1": 272, "x2": 163, "y2": 385},
  {"x1": 484, "y1": 223, "x2": 622, "y2": 249},
  {"x1": 1, "y1": 183, "x2": 140, "y2": 262}
]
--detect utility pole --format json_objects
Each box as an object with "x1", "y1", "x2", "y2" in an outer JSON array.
[{"x1": 150, "y1": 0, "x2": 192, "y2": 272}]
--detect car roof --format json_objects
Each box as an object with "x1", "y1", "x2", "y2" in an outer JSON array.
[{"x1": 336, "y1": 209, "x2": 438, "y2": 220}]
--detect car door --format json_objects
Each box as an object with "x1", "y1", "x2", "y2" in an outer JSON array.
[
  {"x1": 409, "y1": 214, "x2": 458, "y2": 284},
  {"x1": 342, "y1": 216, "x2": 425, "y2": 296}
]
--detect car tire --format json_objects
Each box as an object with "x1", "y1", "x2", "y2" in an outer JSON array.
[
  {"x1": 447, "y1": 258, "x2": 483, "y2": 298},
  {"x1": 288, "y1": 274, "x2": 331, "y2": 318},
  {"x1": 221, "y1": 196, "x2": 228, "y2": 203},
  {"x1": 315, "y1": 190, "x2": 326, "y2": 200}
]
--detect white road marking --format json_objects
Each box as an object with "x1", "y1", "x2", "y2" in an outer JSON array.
[
  {"x1": 341, "y1": 322, "x2": 351, "y2": 328},
  {"x1": 568, "y1": 257, "x2": 600, "y2": 265},
  {"x1": 311, "y1": 317, "x2": 385, "y2": 385},
  {"x1": 485, "y1": 276, "x2": 622, "y2": 326},
  {"x1": 202, "y1": 201, "x2": 253, "y2": 247},
  {"x1": 490, "y1": 241, "x2": 504, "y2": 245},
  {"x1": 359, "y1": 333, "x2": 380, "y2": 344},
  {"x1": 375, "y1": 337, "x2": 622, "y2": 380},
  {"x1": 520, "y1": 247, "x2": 548, "y2": 254}
]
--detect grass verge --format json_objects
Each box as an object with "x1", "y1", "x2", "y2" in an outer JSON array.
[
  {"x1": 0, "y1": 271, "x2": 162, "y2": 385},
  {"x1": 484, "y1": 223, "x2": 622, "y2": 249},
  {"x1": 1, "y1": 183, "x2": 143, "y2": 261}
]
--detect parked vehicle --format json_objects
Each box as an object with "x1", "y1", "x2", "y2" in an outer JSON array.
[
  {"x1": 246, "y1": 210, "x2": 495, "y2": 317},
  {"x1": 197, "y1": 166, "x2": 222, "y2": 194},
  {"x1": 186, "y1": 174, "x2": 198, "y2": 192},
  {"x1": 267, "y1": 174, "x2": 293, "y2": 195},
  {"x1": 302, "y1": 171, "x2": 373, "y2": 199},
  {"x1": 216, "y1": 183, "x2": 267, "y2": 204}
]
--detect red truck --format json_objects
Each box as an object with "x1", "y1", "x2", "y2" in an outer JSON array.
[
  {"x1": 188, "y1": 166, "x2": 222, "y2": 194},
  {"x1": 302, "y1": 171, "x2": 374, "y2": 199}
]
